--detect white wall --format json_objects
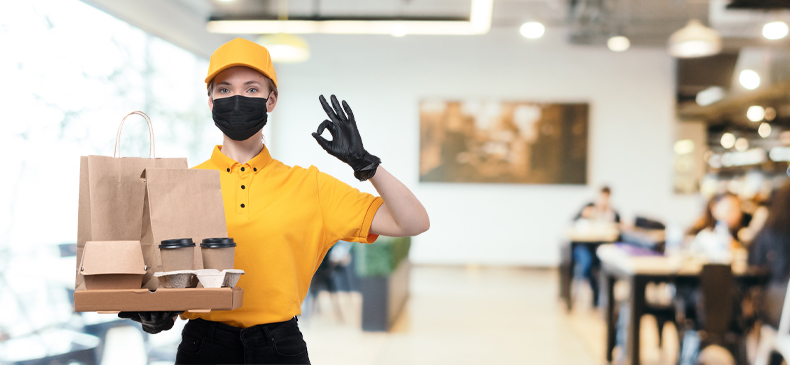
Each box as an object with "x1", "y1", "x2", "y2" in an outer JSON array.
[{"x1": 269, "y1": 28, "x2": 705, "y2": 267}]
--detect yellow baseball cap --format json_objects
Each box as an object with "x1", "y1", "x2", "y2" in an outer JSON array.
[{"x1": 205, "y1": 38, "x2": 278, "y2": 88}]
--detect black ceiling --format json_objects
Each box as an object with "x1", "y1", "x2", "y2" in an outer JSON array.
[{"x1": 727, "y1": 0, "x2": 790, "y2": 9}]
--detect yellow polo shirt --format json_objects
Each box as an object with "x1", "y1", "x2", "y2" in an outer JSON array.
[{"x1": 182, "y1": 145, "x2": 383, "y2": 328}]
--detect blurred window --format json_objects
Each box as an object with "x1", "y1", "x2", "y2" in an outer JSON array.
[{"x1": 0, "y1": 0, "x2": 215, "y2": 337}]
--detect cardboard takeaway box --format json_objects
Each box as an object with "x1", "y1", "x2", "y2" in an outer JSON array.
[
  {"x1": 80, "y1": 241, "x2": 146, "y2": 290},
  {"x1": 74, "y1": 240, "x2": 243, "y2": 313}
]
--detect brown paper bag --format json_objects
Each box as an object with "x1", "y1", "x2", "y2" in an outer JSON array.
[
  {"x1": 76, "y1": 112, "x2": 187, "y2": 290},
  {"x1": 140, "y1": 168, "x2": 228, "y2": 289}
]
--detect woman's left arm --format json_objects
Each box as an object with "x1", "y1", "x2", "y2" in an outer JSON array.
[
  {"x1": 311, "y1": 94, "x2": 429, "y2": 237},
  {"x1": 369, "y1": 166, "x2": 430, "y2": 237}
]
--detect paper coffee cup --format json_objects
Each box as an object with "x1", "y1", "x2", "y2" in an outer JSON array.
[
  {"x1": 159, "y1": 238, "x2": 196, "y2": 272},
  {"x1": 200, "y1": 238, "x2": 236, "y2": 270}
]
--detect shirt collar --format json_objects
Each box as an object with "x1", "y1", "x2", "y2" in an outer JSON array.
[{"x1": 211, "y1": 145, "x2": 272, "y2": 173}]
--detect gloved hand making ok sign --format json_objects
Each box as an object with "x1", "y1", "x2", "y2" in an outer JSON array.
[{"x1": 312, "y1": 95, "x2": 381, "y2": 181}]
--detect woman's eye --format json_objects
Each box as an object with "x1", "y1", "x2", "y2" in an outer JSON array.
[
  {"x1": 248, "y1": 88, "x2": 258, "y2": 93},
  {"x1": 219, "y1": 88, "x2": 229, "y2": 93}
]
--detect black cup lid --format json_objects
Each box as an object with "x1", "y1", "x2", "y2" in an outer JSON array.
[
  {"x1": 159, "y1": 238, "x2": 195, "y2": 249},
  {"x1": 200, "y1": 237, "x2": 236, "y2": 248}
]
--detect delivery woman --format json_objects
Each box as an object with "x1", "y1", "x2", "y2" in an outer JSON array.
[{"x1": 120, "y1": 38, "x2": 430, "y2": 364}]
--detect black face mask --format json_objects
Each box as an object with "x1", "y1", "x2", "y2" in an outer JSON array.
[{"x1": 211, "y1": 95, "x2": 269, "y2": 141}]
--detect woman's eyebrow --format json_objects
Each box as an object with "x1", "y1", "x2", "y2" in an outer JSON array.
[{"x1": 244, "y1": 81, "x2": 262, "y2": 86}]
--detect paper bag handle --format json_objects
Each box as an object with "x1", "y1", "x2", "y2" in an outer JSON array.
[{"x1": 115, "y1": 111, "x2": 156, "y2": 159}]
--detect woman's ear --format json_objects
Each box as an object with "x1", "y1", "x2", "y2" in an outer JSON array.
[
  {"x1": 267, "y1": 91, "x2": 277, "y2": 113},
  {"x1": 208, "y1": 96, "x2": 214, "y2": 112}
]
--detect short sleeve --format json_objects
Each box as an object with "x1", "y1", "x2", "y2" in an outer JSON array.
[{"x1": 315, "y1": 169, "x2": 384, "y2": 245}]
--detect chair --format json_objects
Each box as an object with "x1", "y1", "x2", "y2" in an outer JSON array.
[
  {"x1": 754, "y1": 277, "x2": 790, "y2": 365},
  {"x1": 678, "y1": 264, "x2": 740, "y2": 365},
  {"x1": 611, "y1": 282, "x2": 678, "y2": 358},
  {"x1": 700, "y1": 264, "x2": 735, "y2": 344},
  {"x1": 644, "y1": 302, "x2": 676, "y2": 348}
]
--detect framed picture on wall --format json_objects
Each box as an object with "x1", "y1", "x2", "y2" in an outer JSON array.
[{"x1": 419, "y1": 100, "x2": 588, "y2": 184}]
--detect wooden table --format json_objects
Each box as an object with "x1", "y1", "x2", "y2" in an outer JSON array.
[
  {"x1": 596, "y1": 244, "x2": 767, "y2": 365},
  {"x1": 559, "y1": 230, "x2": 618, "y2": 311}
]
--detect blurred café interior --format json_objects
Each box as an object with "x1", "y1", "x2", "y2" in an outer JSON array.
[{"x1": 8, "y1": 0, "x2": 790, "y2": 364}]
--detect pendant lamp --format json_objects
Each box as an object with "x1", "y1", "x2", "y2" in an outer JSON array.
[
  {"x1": 257, "y1": 33, "x2": 310, "y2": 63},
  {"x1": 668, "y1": 19, "x2": 721, "y2": 58},
  {"x1": 256, "y1": 0, "x2": 310, "y2": 63}
]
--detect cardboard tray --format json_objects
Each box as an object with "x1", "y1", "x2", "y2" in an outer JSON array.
[{"x1": 74, "y1": 287, "x2": 243, "y2": 313}]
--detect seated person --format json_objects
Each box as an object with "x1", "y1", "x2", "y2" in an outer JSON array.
[
  {"x1": 676, "y1": 193, "x2": 753, "y2": 363},
  {"x1": 575, "y1": 186, "x2": 621, "y2": 223},
  {"x1": 688, "y1": 192, "x2": 750, "y2": 242},
  {"x1": 749, "y1": 182, "x2": 790, "y2": 330},
  {"x1": 679, "y1": 193, "x2": 746, "y2": 318},
  {"x1": 572, "y1": 186, "x2": 620, "y2": 305},
  {"x1": 687, "y1": 193, "x2": 747, "y2": 261},
  {"x1": 739, "y1": 190, "x2": 771, "y2": 245}
]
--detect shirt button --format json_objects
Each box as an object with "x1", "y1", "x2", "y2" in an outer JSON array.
[
  {"x1": 241, "y1": 167, "x2": 245, "y2": 172},
  {"x1": 240, "y1": 204, "x2": 245, "y2": 208},
  {"x1": 226, "y1": 168, "x2": 230, "y2": 173},
  {"x1": 241, "y1": 185, "x2": 245, "y2": 189}
]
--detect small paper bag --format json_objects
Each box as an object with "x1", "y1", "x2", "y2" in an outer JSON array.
[{"x1": 140, "y1": 168, "x2": 229, "y2": 289}]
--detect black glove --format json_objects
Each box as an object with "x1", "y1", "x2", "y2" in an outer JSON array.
[
  {"x1": 312, "y1": 95, "x2": 381, "y2": 181},
  {"x1": 118, "y1": 311, "x2": 182, "y2": 334}
]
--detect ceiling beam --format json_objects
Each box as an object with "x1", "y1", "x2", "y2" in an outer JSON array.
[
  {"x1": 678, "y1": 78, "x2": 790, "y2": 122},
  {"x1": 206, "y1": 0, "x2": 493, "y2": 35}
]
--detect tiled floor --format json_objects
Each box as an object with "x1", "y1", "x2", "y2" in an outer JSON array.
[{"x1": 301, "y1": 265, "x2": 680, "y2": 365}]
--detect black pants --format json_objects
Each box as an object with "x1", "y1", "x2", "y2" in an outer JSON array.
[{"x1": 175, "y1": 317, "x2": 310, "y2": 364}]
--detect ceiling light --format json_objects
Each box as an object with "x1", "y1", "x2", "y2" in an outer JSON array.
[
  {"x1": 257, "y1": 34, "x2": 310, "y2": 63},
  {"x1": 770, "y1": 147, "x2": 790, "y2": 161},
  {"x1": 607, "y1": 36, "x2": 630, "y2": 52},
  {"x1": 469, "y1": 0, "x2": 494, "y2": 31},
  {"x1": 765, "y1": 107, "x2": 777, "y2": 121},
  {"x1": 721, "y1": 132, "x2": 736, "y2": 149},
  {"x1": 695, "y1": 86, "x2": 725, "y2": 106},
  {"x1": 747, "y1": 105, "x2": 765, "y2": 122},
  {"x1": 709, "y1": 154, "x2": 722, "y2": 168},
  {"x1": 721, "y1": 153, "x2": 733, "y2": 167},
  {"x1": 674, "y1": 139, "x2": 695, "y2": 155},
  {"x1": 763, "y1": 21, "x2": 789, "y2": 40},
  {"x1": 520, "y1": 22, "x2": 545, "y2": 39},
  {"x1": 391, "y1": 24, "x2": 407, "y2": 37},
  {"x1": 668, "y1": 19, "x2": 722, "y2": 58},
  {"x1": 735, "y1": 137, "x2": 749, "y2": 151},
  {"x1": 208, "y1": 0, "x2": 493, "y2": 35},
  {"x1": 739, "y1": 69, "x2": 760, "y2": 90},
  {"x1": 723, "y1": 149, "x2": 766, "y2": 166},
  {"x1": 759, "y1": 122, "x2": 772, "y2": 138}
]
